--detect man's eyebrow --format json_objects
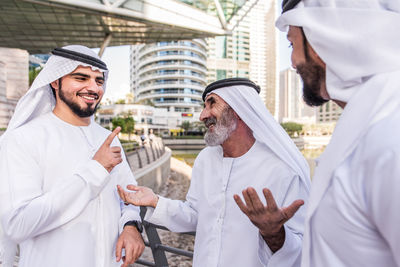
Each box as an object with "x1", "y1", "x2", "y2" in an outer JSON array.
[
  {"x1": 206, "y1": 96, "x2": 216, "y2": 104},
  {"x1": 203, "y1": 96, "x2": 215, "y2": 107},
  {"x1": 70, "y1": 72, "x2": 104, "y2": 80},
  {"x1": 70, "y1": 73, "x2": 90, "y2": 78}
]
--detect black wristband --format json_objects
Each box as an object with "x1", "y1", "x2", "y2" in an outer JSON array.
[{"x1": 124, "y1": 220, "x2": 143, "y2": 233}]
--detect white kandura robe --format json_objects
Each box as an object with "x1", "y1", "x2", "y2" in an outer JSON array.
[
  {"x1": 305, "y1": 111, "x2": 400, "y2": 267},
  {"x1": 145, "y1": 140, "x2": 309, "y2": 267},
  {"x1": 0, "y1": 112, "x2": 140, "y2": 267}
]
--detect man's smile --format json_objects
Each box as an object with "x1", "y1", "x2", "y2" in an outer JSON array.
[
  {"x1": 204, "y1": 117, "x2": 217, "y2": 130},
  {"x1": 77, "y1": 92, "x2": 99, "y2": 104}
]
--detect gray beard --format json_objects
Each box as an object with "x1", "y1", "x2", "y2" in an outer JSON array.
[{"x1": 204, "y1": 108, "x2": 237, "y2": 146}]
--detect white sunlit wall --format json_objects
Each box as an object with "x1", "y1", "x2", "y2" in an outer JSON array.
[
  {"x1": 0, "y1": 48, "x2": 29, "y2": 128},
  {"x1": 130, "y1": 40, "x2": 207, "y2": 128}
]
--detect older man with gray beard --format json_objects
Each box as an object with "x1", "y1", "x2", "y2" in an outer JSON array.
[{"x1": 118, "y1": 78, "x2": 310, "y2": 267}]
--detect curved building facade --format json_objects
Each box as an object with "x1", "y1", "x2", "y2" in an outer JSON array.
[{"x1": 132, "y1": 39, "x2": 207, "y2": 114}]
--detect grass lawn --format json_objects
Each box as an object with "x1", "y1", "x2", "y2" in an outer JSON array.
[{"x1": 172, "y1": 153, "x2": 198, "y2": 167}]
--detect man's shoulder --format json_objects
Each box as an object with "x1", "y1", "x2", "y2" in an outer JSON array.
[
  {"x1": 193, "y1": 146, "x2": 222, "y2": 167},
  {"x1": 360, "y1": 112, "x2": 400, "y2": 155},
  {"x1": 197, "y1": 145, "x2": 221, "y2": 159},
  {"x1": 1, "y1": 114, "x2": 50, "y2": 150},
  {"x1": 251, "y1": 141, "x2": 298, "y2": 178},
  {"x1": 9, "y1": 113, "x2": 52, "y2": 138}
]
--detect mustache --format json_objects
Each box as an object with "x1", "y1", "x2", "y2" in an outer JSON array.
[{"x1": 204, "y1": 117, "x2": 217, "y2": 128}]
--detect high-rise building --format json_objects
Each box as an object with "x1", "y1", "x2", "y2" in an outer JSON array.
[
  {"x1": 130, "y1": 40, "x2": 207, "y2": 120},
  {"x1": 0, "y1": 48, "x2": 29, "y2": 128},
  {"x1": 279, "y1": 68, "x2": 315, "y2": 123},
  {"x1": 279, "y1": 68, "x2": 342, "y2": 124},
  {"x1": 316, "y1": 101, "x2": 342, "y2": 123},
  {"x1": 206, "y1": 0, "x2": 278, "y2": 115},
  {"x1": 130, "y1": 40, "x2": 207, "y2": 129}
]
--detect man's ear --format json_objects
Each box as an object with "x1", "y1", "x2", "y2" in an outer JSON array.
[{"x1": 50, "y1": 80, "x2": 59, "y2": 90}]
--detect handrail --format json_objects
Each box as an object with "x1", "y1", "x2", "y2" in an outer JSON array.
[
  {"x1": 125, "y1": 138, "x2": 165, "y2": 169},
  {"x1": 123, "y1": 138, "x2": 195, "y2": 266},
  {"x1": 136, "y1": 206, "x2": 195, "y2": 267}
]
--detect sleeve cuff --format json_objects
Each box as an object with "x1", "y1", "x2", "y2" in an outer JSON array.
[
  {"x1": 144, "y1": 196, "x2": 168, "y2": 226},
  {"x1": 119, "y1": 205, "x2": 141, "y2": 234},
  {"x1": 258, "y1": 231, "x2": 273, "y2": 264},
  {"x1": 258, "y1": 225, "x2": 300, "y2": 266},
  {"x1": 76, "y1": 160, "x2": 110, "y2": 199}
]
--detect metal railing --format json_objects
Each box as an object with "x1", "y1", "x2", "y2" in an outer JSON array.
[
  {"x1": 123, "y1": 138, "x2": 194, "y2": 266},
  {"x1": 124, "y1": 138, "x2": 166, "y2": 170},
  {"x1": 135, "y1": 207, "x2": 195, "y2": 267}
]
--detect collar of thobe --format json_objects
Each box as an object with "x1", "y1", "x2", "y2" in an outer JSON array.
[
  {"x1": 0, "y1": 45, "x2": 108, "y2": 146},
  {"x1": 210, "y1": 85, "x2": 311, "y2": 191},
  {"x1": 275, "y1": 0, "x2": 400, "y2": 241}
]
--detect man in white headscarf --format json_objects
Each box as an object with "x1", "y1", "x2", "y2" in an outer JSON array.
[
  {"x1": 117, "y1": 78, "x2": 310, "y2": 267},
  {"x1": 274, "y1": 1, "x2": 400, "y2": 266},
  {"x1": 0, "y1": 45, "x2": 144, "y2": 267}
]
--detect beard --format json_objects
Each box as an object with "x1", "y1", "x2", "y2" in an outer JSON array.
[
  {"x1": 58, "y1": 81, "x2": 100, "y2": 118},
  {"x1": 204, "y1": 106, "x2": 237, "y2": 146},
  {"x1": 296, "y1": 57, "x2": 328, "y2": 107}
]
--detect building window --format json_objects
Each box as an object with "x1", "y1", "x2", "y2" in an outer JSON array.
[{"x1": 217, "y1": 69, "x2": 227, "y2": 80}]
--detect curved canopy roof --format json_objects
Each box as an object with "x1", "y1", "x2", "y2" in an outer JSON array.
[{"x1": 0, "y1": 0, "x2": 250, "y2": 54}]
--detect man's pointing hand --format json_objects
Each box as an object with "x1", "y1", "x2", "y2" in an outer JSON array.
[{"x1": 93, "y1": 126, "x2": 122, "y2": 172}]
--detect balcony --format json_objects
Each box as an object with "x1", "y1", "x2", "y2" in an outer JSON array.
[
  {"x1": 138, "y1": 44, "x2": 207, "y2": 59},
  {"x1": 137, "y1": 55, "x2": 206, "y2": 70},
  {"x1": 138, "y1": 63, "x2": 207, "y2": 77},
  {"x1": 138, "y1": 74, "x2": 206, "y2": 85},
  {"x1": 136, "y1": 83, "x2": 205, "y2": 95}
]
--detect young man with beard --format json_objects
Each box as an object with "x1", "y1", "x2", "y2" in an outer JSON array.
[
  {"x1": 118, "y1": 78, "x2": 310, "y2": 267},
  {"x1": 246, "y1": 1, "x2": 400, "y2": 266},
  {"x1": 0, "y1": 45, "x2": 144, "y2": 267}
]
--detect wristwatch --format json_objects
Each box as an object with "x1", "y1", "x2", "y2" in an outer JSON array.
[{"x1": 124, "y1": 220, "x2": 143, "y2": 233}]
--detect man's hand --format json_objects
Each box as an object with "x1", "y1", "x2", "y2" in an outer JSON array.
[
  {"x1": 233, "y1": 187, "x2": 304, "y2": 252},
  {"x1": 93, "y1": 127, "x2": 122, "y2": 173},
  {"x1": 116, "y1": 225, "x2": 145, "y2": 267},
  {"x1": 117, "y1": 185, "x2": 159, "y2": 208}
]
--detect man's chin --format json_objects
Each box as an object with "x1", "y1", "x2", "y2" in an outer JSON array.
[
  {"x1": 303, "y1": 86, "x2": 328, "y2": 107},
  {"x1": 74, "y1": 106, "x2": 97, "y2": 117}
]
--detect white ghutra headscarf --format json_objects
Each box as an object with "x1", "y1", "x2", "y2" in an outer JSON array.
[
  {"x1": 0, "y1": 45, "x2": 108, "y2": 266},
  {"x1": 206, "y1": 84, "x2": 311, "y2": 192},
  {"x1": 276, "y1": 1, "x2": 400, "y2": 265}
]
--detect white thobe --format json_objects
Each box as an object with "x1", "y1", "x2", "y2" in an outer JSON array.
[
  {"x1": 0, "y1": 112, "x2": 140, "y2": 267},
  {"x1": 303, "y1": 112, "x2": 400, "y2": 266},
  {"x1": 145, "y1": 140, "x2": 309, "y2": 267}
]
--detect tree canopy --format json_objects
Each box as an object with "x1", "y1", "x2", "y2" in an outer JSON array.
[
  {"x1": 112, "y1": 114, "x2": 135, "y2": 140},
  {"x1": 281, "y1": 122, "x2": 303, "y2": 137}
]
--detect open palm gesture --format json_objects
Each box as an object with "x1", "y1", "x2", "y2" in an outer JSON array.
[
  {"x1": 234, "y1": 187, "x2": 304, "y2": 252},
  {"x1": 117, "y1": 185, "x2": 159, "y2": 208}
]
